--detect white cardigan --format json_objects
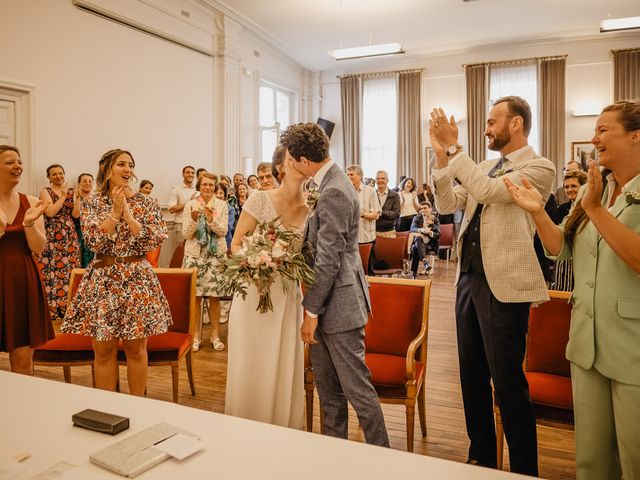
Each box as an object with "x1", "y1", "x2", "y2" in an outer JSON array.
[{"x1": 182, "y1": 197, "x2": 228, "y2": 257}]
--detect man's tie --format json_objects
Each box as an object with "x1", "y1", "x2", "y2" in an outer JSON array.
[{"x1": 487, "y1": 156, "x2": 507, "y2": 177}]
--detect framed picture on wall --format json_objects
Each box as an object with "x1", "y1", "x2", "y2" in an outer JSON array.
[
  {"x1": 425, "y1": 147, "x2": 436, "y2": 183},
  {"x1": 571, "y1": 141, "x2": 598, "y2": 170}
]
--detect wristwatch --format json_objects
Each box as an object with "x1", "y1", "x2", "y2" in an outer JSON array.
[{"x1": 446, "y1": 144, "x2": 462, "y2": 157}]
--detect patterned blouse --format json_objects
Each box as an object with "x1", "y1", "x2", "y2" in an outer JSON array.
[{"x1": 61, "y1": 193, "x2": 172, "y2": 341}]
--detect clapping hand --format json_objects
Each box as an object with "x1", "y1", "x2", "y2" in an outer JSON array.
[
  {"x1": 23, "y1": 200, "x2": 49, "y2": 226},
  {"x1": 503, "y1": 176, "x2": 544, "y2": 213},
  {"x1": 204, "y1": 206, "x2": 219, "y2": 223},
  {"x1": 111, "y1": 186, "x2": 126, "y2": 219},
  {"x1": 581, "y1": 160, "x2": 603, "y2": 213},
  {"x1": 429, "y1": 108, "x2": 459, "y2": 149}
]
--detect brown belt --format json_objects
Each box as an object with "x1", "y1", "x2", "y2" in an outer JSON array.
[{"x1": 93, "y1": 254, "x2": 146, "y2": 269}]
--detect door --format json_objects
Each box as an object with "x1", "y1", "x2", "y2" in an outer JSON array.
[{"x1": 0, "y1": 98, "x2": 16, "y2": 145}]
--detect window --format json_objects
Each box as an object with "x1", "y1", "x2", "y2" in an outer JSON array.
[
  {"x1": 361, "y1": 76, "x2": 398, "y2": 185},
  {"x1": 259, "y1": 82, "x2": 293, "y2": 163},
  {"x1": 488, "y1": 63, "x2": 539, "y2": 159}
]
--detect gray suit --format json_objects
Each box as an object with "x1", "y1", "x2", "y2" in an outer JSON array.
[{"x1": 303, "y1": 163, "x2": 389, "y2": 447}]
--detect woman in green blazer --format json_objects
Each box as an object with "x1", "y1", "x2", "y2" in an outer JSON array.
[{"x1": 504, "y1": 100, "x2": 640, "y2": 480}]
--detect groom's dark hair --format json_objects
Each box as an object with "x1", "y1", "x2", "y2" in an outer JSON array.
[{"x1": 280, "y1": 122, "x2": 329, "y2": 163}]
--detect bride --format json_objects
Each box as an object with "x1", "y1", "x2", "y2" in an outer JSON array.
[{"x1": 224, "y1": 149, "x2": 308, "y2": 429}]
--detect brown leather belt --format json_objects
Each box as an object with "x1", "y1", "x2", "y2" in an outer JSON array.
[{"x1": 93, "y1": 254, "x2": 146, "y2": 269}]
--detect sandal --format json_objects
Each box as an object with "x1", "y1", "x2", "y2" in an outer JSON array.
[
  {"x1": 192, "y1": 339, "x2": 200, "y2": 352},
  {"x1": 211, "y1": 337, "x2": 225, "y2": 351}
]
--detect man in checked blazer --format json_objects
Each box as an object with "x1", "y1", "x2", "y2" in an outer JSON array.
[
  {"x1": 280, "y1": 123, "x2": 389, "y2": 447},
  {"x1": 429, "y1": 96, "x2": 555, "y2": 476}
]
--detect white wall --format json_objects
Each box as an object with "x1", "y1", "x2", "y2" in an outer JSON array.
[
  {"x1": 320, "y1": 34, "x2": 640, "y2": 180},
  {"x1": 1, "y1": 0, "x2": 214, "y2": 204}
]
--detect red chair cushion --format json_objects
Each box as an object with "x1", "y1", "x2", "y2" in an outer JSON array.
[
  {"x1": 117, "y1": 332, "x2": 192, "y2": 363},
  {"x1": 527, "y1": 296, "x2": 572, "y2": 377},
  {"x1": 33, "y1": 334, "x2": 94, "y2": 362},
  {"x1": 366, "y1": 352, "x2": 424, "y2": 387},
  {"x1": 365, "y1": 283, "x2": 424, "y2": 356},
  {"x1": 526, "y1": 371, "x2": 573, "y2": 410}
]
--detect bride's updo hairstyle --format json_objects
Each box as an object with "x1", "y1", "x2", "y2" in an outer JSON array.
[
  {"x1": 280, "y1": 122, "x2": 329, "y2": 164},
  {"x1": 96, "y1": 148, "x2": 136, "y2": 196}
]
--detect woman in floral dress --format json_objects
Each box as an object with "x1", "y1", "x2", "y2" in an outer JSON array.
[
  {"x1": 38, "y1": 164, "x2": 81, "y2": 320},
  {"x1": 74, "y1": 173, "x2": 95, "y2": 267},
  {"x1": 61, "y1": 149, "x2": 171, "y2": 395},
  {"x1": 182, "y1": 172, "x2": 228, "y2": 352}
]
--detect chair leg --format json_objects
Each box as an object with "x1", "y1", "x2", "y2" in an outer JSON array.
[
  {"x1": 417, "y1": 382, "x2": 427, "y2": 437},
  {"x1": 496, "y1": 406, "x2": 504, "y2": 470},
  {"x1": 406, "y1": 402, "x2": 416, "y2": 452},
  {"x1": 171, "y1": 365, "x2": 179, "y2": 403},
  {"x1": 91, "y1": 364, "x2": 96, "y2": 388},
  {"x1": 305, "y1": 385, "x2": 314, "y2": 432},
  {"x1": 62, "y1": 366, "x2": 72, "y2": 383},
  {"x1": 186, "y1": 350, "x2": 196, "y2": 395}
]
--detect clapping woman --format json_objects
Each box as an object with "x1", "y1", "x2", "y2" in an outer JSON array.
[
  {"x1": 61, "y1": 149, "x2": 171, "y2": 395},
  {"x1": 182, "y1": 172, "x2": 228, "y2": 352},
  {"x1": 74, "y1": 173, "x2": 95, "y2": 267},
  {"x1": 0, "y1": 145, "x2": 53, "y2": 374},
  {"x1": 38, "y1": 164, "x2": 81, "y2": 320},
  {"x1": 504, "y1": 100, "x2": 640, "y2": 479}
]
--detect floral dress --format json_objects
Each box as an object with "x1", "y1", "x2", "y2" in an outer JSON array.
[
  {"x1": 61, "y1": 193, "x2": 172, "y2": 340},
  {"x1": 37, "y1": 188, "x2": 81, "y2": 320}
]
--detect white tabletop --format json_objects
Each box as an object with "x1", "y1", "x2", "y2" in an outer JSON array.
[{"x1": 0, "y1": 371, "x2": 525, "y2": 479}]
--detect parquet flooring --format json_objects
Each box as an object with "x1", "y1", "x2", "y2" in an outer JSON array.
[{"x1": 0, "y1": 261, "x2": 576, "y2": 478}]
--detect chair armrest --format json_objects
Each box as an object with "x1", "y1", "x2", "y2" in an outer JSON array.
[{"x1": 405, "y1": 322, "x2": 428, "y2": 381}]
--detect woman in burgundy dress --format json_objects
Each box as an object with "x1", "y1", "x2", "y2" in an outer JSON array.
[
  {"x1": 38, "y1": 164, "x2": 81, "y2": 320},
  {"x1": 0, "y1": 145, "x2": 53, "y2": 374}
]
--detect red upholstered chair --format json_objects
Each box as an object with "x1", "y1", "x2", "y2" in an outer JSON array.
[
  {"x1": 169, "y1": 242, "x2": 185, "y2": 268},
  {"x1": 117, "y1": 268, "x2": 198, "y2": 403},
  {"x1": 33, "y1": 269, "x2": 95, "y2": 384},
  {"x1": 358, "y1": 243, "x2": 373, "y2": 274},
  {"x1": 372, "y1": 236, "x2": 407, "y2": 276},
  {"x1": 304, "y1": 276, "x2": 432, "y2": 452},
  {"x1": 495, "y1": 290, "x2": 573, "y2": 469},
  {"x1": 438, "y1": 223, "x2": 454, "y2": 263}
]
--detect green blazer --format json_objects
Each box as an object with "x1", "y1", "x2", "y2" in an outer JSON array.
[{"x1": 548, "y1": 174, "x2": 640, "y2": 386}]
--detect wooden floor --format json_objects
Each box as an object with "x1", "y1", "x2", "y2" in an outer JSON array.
[{"x1": 0, "y1": 262, "x2": 576, "y2": 479}]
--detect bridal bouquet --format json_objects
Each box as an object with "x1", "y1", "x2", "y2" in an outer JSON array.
[{"x1": 217, "y1": 218, "x2": 315, "y2": 313}]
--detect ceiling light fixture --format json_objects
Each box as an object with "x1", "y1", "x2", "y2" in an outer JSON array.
[
  {"x1": 328, "y1": 42, "x2": 405, "y2": 61},
  {"x1": 600, "y1": 16, "x2": 640, "y2": 32}
]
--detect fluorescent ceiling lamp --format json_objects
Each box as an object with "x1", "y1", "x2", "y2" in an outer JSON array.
[
  {"x1": 600, "y1": 16, "x2": 640, "y2": 32},
  {"x1": 329, "y1": 42, "x2": 404, "y2": 60}
]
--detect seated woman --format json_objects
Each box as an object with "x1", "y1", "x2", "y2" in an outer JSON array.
[{"x1": 409, "y1": 200, "x2": 440, "y2": 278}]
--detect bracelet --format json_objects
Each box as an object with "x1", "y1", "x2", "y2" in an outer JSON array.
[{"x1": 23, "y1": 221, "x2": 34, "y2": 228}]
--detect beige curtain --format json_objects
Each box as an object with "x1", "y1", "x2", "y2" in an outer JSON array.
[
  {"x1": 340, "y1": 76, "x2": 361, "y2": 165},
  {"x1": 397, "y1": 71, "x2": 423, "y2": 183},
  {"x1": 613, "y1": 48, "x2": 640, "y2": 102},
  {"x1": 539, "y1": 57, "x2": 566, "y2": 188},
  {"x1": 465, "y1": 64, "x2": 488, "y2": 163}
]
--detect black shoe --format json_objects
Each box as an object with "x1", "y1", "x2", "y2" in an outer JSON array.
[{"x1": 465, "y1": 459, "x2": 496, "y2": 468}]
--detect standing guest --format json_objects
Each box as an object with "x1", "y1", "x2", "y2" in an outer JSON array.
[
  {"x1": 393, "y1": 175, "x2": 407, "y2": 192},
  {"x1": 257, "y1": 161, "x2": 276, "y2": 191},
  {"x1": 61, "y1": 149, "x2": 171, "y2": 395},
  {"x1": 167, "y1": 165, "x2": 196, "y2": 251},
  {"x1": 430, "y1": 96, "x2": 555, "y2": 476},
  {"x1": 347, "y1": 164, "x2": 379, "y2": 275},
  {"x1": 232, "y1": 172, "x2": 245, "y2": 193},
  {"x1": 504, "y1": 100, "x2": 640, "y2": 480},
  {"x1": 235, "y1": 182, "x2": 249, "y2": 216},
  {"x1": 38, "y1": 164, "x2": 81, "y2": 320},
  {"x1": 139, "y1": 180, "x2": 161, "y2": 268},
  {"x1": 247, "y1": 174, "x2": 259, "y2": 192},
  {"x1": 397, "y1": 177, "x2": 420, "y2": 231},
  {"x1": 196, "y1": 168, "x2": 207, "y2": 180},
  {"x1": 220, "y1": 175, "x2": 232, "y2": 191},
  {"x1": 409, "y1": 200, "x2": 440, "y2": 277},
  {"x1": 417, "y1": 183, "x2": 435, "y2": 207},
  {"x1": 182, "y1": 173, "x2": 228, "y2": 352},
  {"x1": 0, "y1": 145, "x2": 53, "y2": 375},
  {"x1": 74, "y1": 173, "x2": 95, "y2": 268},
  {"x1": 374, "y1": 170, "x2": 401, "y2": 238},
  {"x1": 215, "y1": 182, "x2": 236, "y2": 249},
  {"x1": 555, "y1": 160, "x2": 582, "y2": 205},
  {"x1": 364, "y1": 177, "x2": 376, "y2": 188}
]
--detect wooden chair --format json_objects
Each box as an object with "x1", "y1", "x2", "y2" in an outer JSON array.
[
  {"x1": 495, "y1": 290, "x2": 573, "y2": 469},
  {"x1": 304, "y1": 276, "x2": 432, "y2": 452},
  {"x1": 33, "y1": 270, "x2": 95, "y2": 384},
  {"x1": 117, "y1": 268, "x2": 198, "y2": 403},
  {"x1": 438, "y1": 223, "x2": 454, "y2": 263},
  {"x1": 358, "y1": 243, "x2": 373, "y2": 274},
  {"x1": 372, "y1": 236, "x2": 407, "y2": 276}
]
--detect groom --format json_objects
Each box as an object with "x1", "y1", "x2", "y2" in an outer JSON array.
[{"x1": 280, "y1": 123, "x2": 389, "y2": 447}]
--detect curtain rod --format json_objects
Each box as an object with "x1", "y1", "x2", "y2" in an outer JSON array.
[
  {"x1": 337, "y1": 68, "x2": 424, "y2": 80},
  {"x1": 610, "y1": 47, "x2": 640, "y2": 54},
  {"x1": 464, "y1": 54, "x2": 567, "y2": 69}
]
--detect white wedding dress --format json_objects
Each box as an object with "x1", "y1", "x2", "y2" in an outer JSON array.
[{"x1": 224, "y1": 191, "x2": 305, "y2": 429}]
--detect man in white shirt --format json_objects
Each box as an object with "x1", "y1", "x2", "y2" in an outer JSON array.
[
  {"x1": 167, "y1": 165, "x2": 196, "y2": 250},
  {"x1": 347, "y1": 164, "x2": 379, "y2": 274}
]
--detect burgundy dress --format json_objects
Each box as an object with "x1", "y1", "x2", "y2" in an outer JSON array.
[{"x1": 0, "y1": 193, "x2": 54, "y2": 352}]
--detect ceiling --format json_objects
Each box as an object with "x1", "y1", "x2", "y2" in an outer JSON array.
[{"x1": 211, "y1": 0, "x2": 639, "y2": 71}]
